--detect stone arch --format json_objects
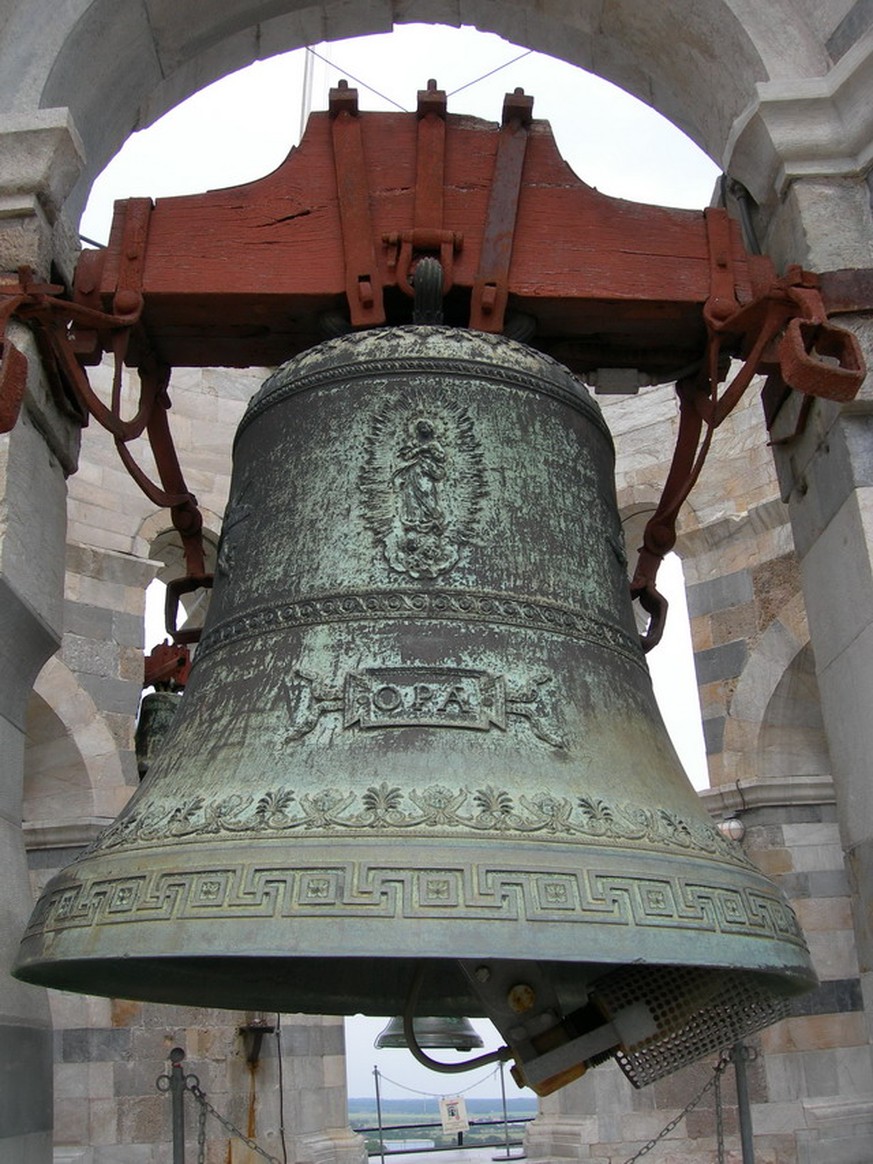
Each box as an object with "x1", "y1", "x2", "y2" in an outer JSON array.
[
  {"x1": 138, "y1": 507, "x2": 222, "y2": 645},
  {"x1": 138, "y1": 506, "x2": 223, "y2": 579},
  {"x1": 758, "y1": 640, "x2": 830, "y2": 778},
  {"x1": 723, "y1": 590, "x2": 829, "y2": 780},
  {"x1": 617, "y1": 491, "x2": 660, "y2": 567},
  {"x1": 25, "y1": 654, "x2": 132, "y2": 830},
  {"x1": 0, "y1": 1, "x2": 833, "y2": 222}
]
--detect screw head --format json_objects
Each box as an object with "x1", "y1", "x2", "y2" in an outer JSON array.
[{"x1": 507, "y1": 983, "x2": 536, "y2": 1013}]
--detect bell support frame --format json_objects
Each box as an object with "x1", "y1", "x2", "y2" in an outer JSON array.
[{"x1": 0, "y1": 83, "x2": 868, "y2": 649}]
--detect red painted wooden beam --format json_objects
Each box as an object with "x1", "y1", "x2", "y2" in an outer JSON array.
[{"x1": 76, "y1": 96, "x2": 775, "y2": 377}]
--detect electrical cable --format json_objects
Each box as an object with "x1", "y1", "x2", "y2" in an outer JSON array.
[
  {"x1": 447, "y1": 50, "x2": 534, "y2": 96},
  {"x1": 402, "y1": 964, "x2": 512, "y2": 1075},
  {"x1": 305, "y1": 46, "x2": 410, "y2": 111}
]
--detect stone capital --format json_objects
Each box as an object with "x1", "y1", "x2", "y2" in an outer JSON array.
[
  {"x1": 0, "y1": 109, "x2": 84, "y2": 218},
  {"x1": 725, "y1": 32, "x2": 873, "y2": 204},
  {"x1": 0, "y1": 108, "x2": 84, "y2": 278}
]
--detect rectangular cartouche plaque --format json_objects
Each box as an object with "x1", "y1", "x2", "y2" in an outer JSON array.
[{"x1": 344, "y1": 667, "x2": 506, "y2": 731}]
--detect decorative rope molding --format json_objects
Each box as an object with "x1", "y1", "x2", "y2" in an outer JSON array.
[{"x1": 194, "y1": 587, "x2": 645, "y2": 668}]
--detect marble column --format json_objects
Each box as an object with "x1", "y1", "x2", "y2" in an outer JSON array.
[{"x1": 0, "y1": 114, "x2": 83, "y2": 1163}]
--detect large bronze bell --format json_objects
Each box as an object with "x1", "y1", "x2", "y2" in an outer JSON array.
[{"x1": 16, "y1": 328, "x2": 815, "y2": 1092}]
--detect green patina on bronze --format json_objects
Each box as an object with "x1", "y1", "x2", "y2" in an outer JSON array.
[{"x1": 16, "y1": 328, "x2": 815, "y2": 1082}]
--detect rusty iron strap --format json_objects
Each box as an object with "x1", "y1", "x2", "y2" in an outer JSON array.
[
  {"x1": 630, "y1": 371, "x2": 712, "y2": 652},
  {"x1": 819, "y1": 267, "x2": 873, "y2": 314},
  {"x1": 0, "y1": 291, "x2": 28, "y2": 433},
  {"x1": 329, "y1": 83, "x2": 386, "y2": 328},
  {"x1": 4, "y1": 271, "x2": 209, "y2": 593},
  {"x1": 390, "y1": 82, "x2": 462, "y2": 297},
  {"x1": 702, "y1": 207, "x2": 740, "y2": 327},
  {"x1": 110, "y1": 359, "x2": 207, "y2": 580},
  {"x1": 631, "y1": 266, "x2": 866, "y2": 649},
  {"x1": 6, "y1": 264, "x2": 150, "y2": 439},
  {"x1": 414, "y1": 83, "x2": 446, "y2": 235},
  {"x1": 469, "y1": 89, "x2": 533, "y2": 333}
]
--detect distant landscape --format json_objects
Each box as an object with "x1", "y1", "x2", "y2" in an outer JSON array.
[{"x1": 349, "y1": 1097, "x2": 537, "y2": 1154}]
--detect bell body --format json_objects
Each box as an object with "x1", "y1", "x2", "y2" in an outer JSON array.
[
  {"x1": 17, "y1": 328, "x2": 814, "y2": 1085},
  {"x1": 135, "y1": 689, "x2": 182, "y2": 778},
  {"x1": 375, "y1": 1016, "x2": 484, "y2": 1051}
]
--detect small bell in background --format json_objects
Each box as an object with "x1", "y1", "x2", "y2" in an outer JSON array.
[
  {"x1": 375, "y1": 1016, "x2": 484, "y2": 1052},
  {"x1": 134, "y1": 641, "x2": 191, "y2": 778}
]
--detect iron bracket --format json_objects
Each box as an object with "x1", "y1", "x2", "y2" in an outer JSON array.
[
  {"x1": 0, "y1": 265, "x2": 209, "y2": 612},
  {"x1": 383, "y1": 80, "x2": 463, "y2": 298},
  {"x1": 631, "y1": 262, "x2": 866, "y2": 649},
  {"x1": 143, "y1": 641, "x2": 192, "y2": 689},
  {"x1": 469, "y1": 89, "x2": 532, "y2": 333},
  {"x1": 329, "y1": 82, "x2": 386, "y2": 328}
]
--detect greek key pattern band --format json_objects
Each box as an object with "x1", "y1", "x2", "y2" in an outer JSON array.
[
  {"x1": 195, "y1": 587, "x2": 644, "y2": 667},
  {"x1": 28, "y1": 862, "x2": 807, "y2": 949}
]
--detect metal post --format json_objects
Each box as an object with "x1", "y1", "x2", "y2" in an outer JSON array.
[
  {"x1": 733, "y1": 1043, "x2": 755, "y2": 1164},
  {"x1": 491, "y1": 1059, "x2": 513, "y2": 1161},
  {"x1": 373, "y1": 1064, "x2": 386, "y2": 1164},
  {"x1": 169, "y1": 1046, "x2": 187, "y2": 1164}
]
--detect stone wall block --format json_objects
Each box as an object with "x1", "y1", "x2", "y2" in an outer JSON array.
[
  {"x1": 1, "y1": 421, "x2": 69, "y2": 640},
  {"x1": 805, "y1": 929, "x2": 860, "y2": 980},
  {"x1": 0, "y1": 114, "x2": 84, "y2": 281},
  {"x1": 694, "y1": 640, "x2": 748, "y2": 686},
  {"x1": 710, "y1": 601, "x2": 758, "y2": 645},
  {"x1": 765, "y1": 1051, "x2": 807, "y2": 1102},
  {"x1": 762, "y1": 1013, "x2": 869, "y2": 1055},
  {"x1": 61, "y1": 633, "x2": 122, "y2": 679},
  {"x1": 794, "y1": 896, "x2": 854, "y2": 931},
  {"x1": 800, "y1": 484, "x2": 873, "y2": 671},
  {"x1": 790, "y1": 841, "x2": 849, "y2": 873},
  {"x1": 0, "y1": 196, "x2": 55, "y2": 279},
  {"x1": 835, "y1": 1043, "x2": 873, "y2": 1096},
  {"x1": 687, "y1": 570, "x2": 755, "y2": 618},
  {"x1": 752, "y1": 553, "x2": 802, "y2": 633},
  {"x1": 0, "y1": 114, "x2": 84, "y2": 221},
  {"x1": 816, "y1": 620, "x2": 873, "y2": 848}
]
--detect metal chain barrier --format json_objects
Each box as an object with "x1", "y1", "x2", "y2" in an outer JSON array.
[
  {"x1": 621, "y1": 1052, "x2": 732, "y2": 1164},
  {"x1": 156, "y1": 1047, "x2": 282, "y2": 1164},
  {"x1": 715, "y1": 1053, "x2": 725, "y2": 1164},
  {"x1": 159, "y1": 1044, "x2": 737, "y2": 1164}
]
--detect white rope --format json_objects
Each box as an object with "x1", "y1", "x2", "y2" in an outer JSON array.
[{"x1": 375, "y1": 1063, "x2": 501, "y2": 1099}]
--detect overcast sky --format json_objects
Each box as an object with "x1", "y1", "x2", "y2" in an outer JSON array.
[
  {"x1": 80, "y1": 23, "x2": 720, "y2": 243},
  {"x1": 86, "y1": 23, "x2": 719, "y2": 1101}
]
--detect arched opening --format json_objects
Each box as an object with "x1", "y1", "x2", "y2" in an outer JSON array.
[
  {"x1": 23, "y1": 692, "x2": 93, "y2": 828},
  {"x1": 620, "y1": 506, "x2": 709, "y2": 790},
  {"x1": 72, "y1": 26, "x2": 721, "y2": 807},
  {"x1": 17, "y1": 2, "x2": 804, "y2": 225},
  {"x1": 145, "y1": 526, "x2": 219, "y2": 648}
]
